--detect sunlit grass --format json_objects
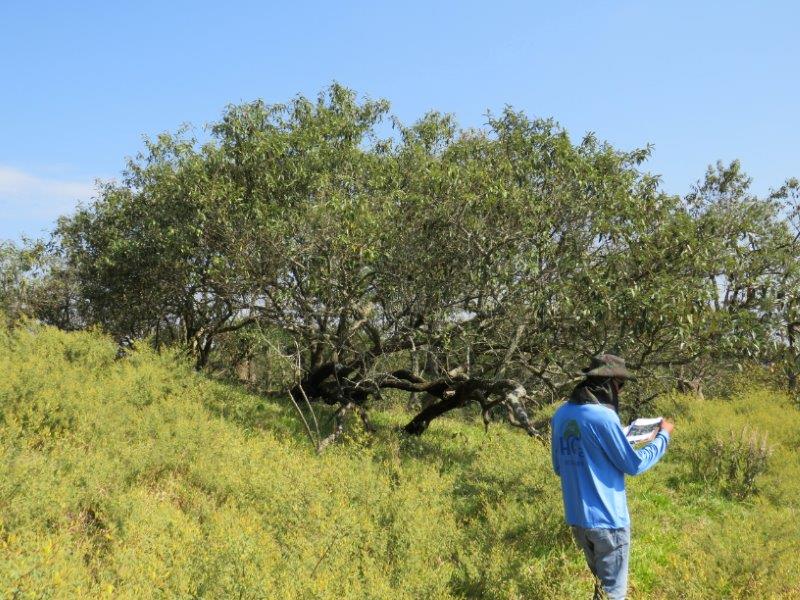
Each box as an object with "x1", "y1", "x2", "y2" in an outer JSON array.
[{"x1": 0, "y1": 323, "x2": 798, "y2": 598}]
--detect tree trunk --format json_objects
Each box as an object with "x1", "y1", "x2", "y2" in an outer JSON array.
[{"x1": 403, "y1": 392, "x2": 465, "y2": 435}]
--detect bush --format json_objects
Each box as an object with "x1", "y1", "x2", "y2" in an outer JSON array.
[{"x1": 688, "y1": 428, "x2": 773, "y2": 499}]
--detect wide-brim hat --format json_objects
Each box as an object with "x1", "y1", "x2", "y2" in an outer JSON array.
[{"x1": 581, "y1": 354, "x2": 637, "y2": 381}]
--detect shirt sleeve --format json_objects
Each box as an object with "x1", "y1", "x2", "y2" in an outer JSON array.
[
  {"x1": 550, "y1": 420, "x2": 560, "y2": 476},
  {"x1": 594, "y1": 415, "x2": 670, "y2": 476}
]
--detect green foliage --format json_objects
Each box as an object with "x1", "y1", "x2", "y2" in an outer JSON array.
[
  {"x1": 207, "y1": 325, "x2": 296, "y2": 392},
  {"x1": 1, "y1": 324, "x2": 799, "y2": 598},
  {"x1": 686, "y1": 428, "x2": 772, "y2": 499},
  {"x1": 0, "y1": 241, "x2": 30, "y2": 323},
  {"x1": 47, "y1": 84, "x2": 800, "y2": 405},
  {"x1": 0, "y1": 240, "x2": 84, "y2": 331}
]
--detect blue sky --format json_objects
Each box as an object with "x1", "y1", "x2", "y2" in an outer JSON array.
[{"x1": 1, "y1": 0, "x2": 798, "y2": 241}]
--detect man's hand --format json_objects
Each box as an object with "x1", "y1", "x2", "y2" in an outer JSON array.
[{"x1": 660, "y1": 419, "x2": 675, "y2": 435}]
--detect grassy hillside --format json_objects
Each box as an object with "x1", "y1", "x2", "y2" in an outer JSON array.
[{"x1": 1, "y1": 324, "x2": 799, "y2": 599}]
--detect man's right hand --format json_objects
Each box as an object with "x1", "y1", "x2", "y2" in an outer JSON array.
[{"x1": 660, "y1": 419, "x2": 675, "y2": 435}]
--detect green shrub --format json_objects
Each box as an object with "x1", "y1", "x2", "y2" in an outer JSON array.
[{"x1": 688, "y1": 427, "x2": 773, "y2": 499}]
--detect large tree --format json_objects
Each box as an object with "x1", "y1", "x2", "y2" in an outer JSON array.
[{"x1": 53, "y1": 85, "x2": 798, "y2": 445}]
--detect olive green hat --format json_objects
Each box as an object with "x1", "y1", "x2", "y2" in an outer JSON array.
[{"x1": 581, "y1": 354, "x2": 637, "y2": 381}]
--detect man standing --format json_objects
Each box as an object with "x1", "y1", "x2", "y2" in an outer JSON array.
[{"x1": 551, "y1": 354, "x2": 673, "y2": 600}]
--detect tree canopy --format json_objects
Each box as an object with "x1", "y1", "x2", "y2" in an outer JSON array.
[{"x1": 13, "y1": 84, "x2": 796, "y2": 445}]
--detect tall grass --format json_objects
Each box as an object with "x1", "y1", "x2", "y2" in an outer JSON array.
[{"x1": 1, "y1": 323, "x2": 798, "y2": 598}]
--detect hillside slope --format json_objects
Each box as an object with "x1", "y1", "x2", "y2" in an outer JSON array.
[{"x1": 1, "y1": 324, "x2": 798, "y2": 598}]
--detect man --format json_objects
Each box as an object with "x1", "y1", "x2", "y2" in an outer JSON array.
[{"x1": 551, "y1": 354, "x2": 673, "y2": 600}]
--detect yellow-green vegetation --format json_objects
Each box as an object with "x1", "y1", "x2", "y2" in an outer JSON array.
[{"x1": 1, "y1": 324, "x2": 799, "y2": 599}]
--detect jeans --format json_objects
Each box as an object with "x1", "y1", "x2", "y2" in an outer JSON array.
[{"x1": 570, "y1": 525, "x2": 631, "y2": 600}]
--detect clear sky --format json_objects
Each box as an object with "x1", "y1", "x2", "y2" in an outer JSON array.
[{"x1": 1, "y1": 0, "x2": 797, "y2": 241}]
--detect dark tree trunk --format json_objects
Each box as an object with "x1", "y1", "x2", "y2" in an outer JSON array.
[
  {"x1": 195, "y1": 335, "x2": 214, "y2": 370},
  {"x1": 286, "y1": 362, "x2": 539, "y2": 449},
  {"x1": 403, "y1": 392, "x2": 466, "y2": 435}
]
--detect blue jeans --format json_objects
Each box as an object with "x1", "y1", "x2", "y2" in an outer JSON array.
[{"x1": 570, "y1": 525, "x2": 631, "y2": 600}]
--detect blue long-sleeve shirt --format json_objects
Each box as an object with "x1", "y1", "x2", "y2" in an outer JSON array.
[{"x1": 551, "y1": 401, "x2": 670, "y2": 528}]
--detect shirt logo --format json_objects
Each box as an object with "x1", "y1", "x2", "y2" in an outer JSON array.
[
  {"x1": 563, "y1": 419, "x2": 581, "y2": 440},
  {"x1": 560, "y1": 419, "x2": 585, "y2": 460}
]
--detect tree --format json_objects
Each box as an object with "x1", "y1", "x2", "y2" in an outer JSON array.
[
  {"x1": 681, "y1": 162, "x2": 800, "y2": 389},
  {"x1": 0, "y1": 241, "x2": 32, "y2": 324},
  {"x1": 52, "y1": 85, "x2": 799, "y2": 445},
  {"x1": 56, "y1": 131, "x2": 265, "y2": 367}
]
